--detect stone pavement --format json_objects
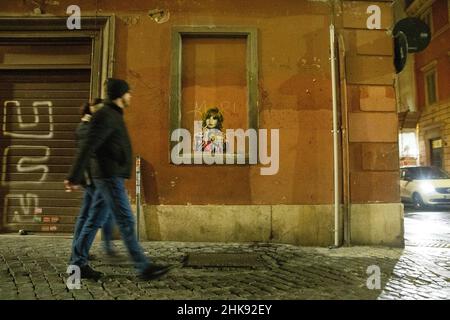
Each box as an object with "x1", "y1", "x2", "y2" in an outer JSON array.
[{"x1": 0, "y1": 235, "x2": 448, "y2": 300}]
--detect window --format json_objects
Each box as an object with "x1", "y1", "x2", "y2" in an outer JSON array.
[
  {"x1": 399, "y1": 131, "x2": 419, "y2": 158},
  {"x1": 180, "y1": 36, "x2": 248, "y2": 134},
  {"x1": 425, "y1": 69, "x2": 438, "y2": 106},
  {"x1": 169, "y1": 26, "x2": 258, "y2": 163}
]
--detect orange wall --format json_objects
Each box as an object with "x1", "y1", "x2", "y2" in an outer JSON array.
[{"x1": 0, "y1": 0, "x2": 335, "y2": 205}]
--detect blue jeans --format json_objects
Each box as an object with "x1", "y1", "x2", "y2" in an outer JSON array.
[
  {"x1": 70, "y1": 177, "x2": 150, "y2": 273},
  {"x1": 70, "y1": 185, "x2": 115, "y2": 260},
  {"x1": 101, "y1": 211, "x2": 115, "y2": 254}
]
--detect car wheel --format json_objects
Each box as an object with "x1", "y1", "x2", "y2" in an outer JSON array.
[{"x1": 412, "y1": 192, "x2": 426, "y2": 210}]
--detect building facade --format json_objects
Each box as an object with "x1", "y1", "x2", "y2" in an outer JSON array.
[
  {"x1": 412, "y1": 1, "x2": 450, "y2": 170},
  {"x1": 0, "y1": 0, "x2": 403, "y2": 246},
  {"x1": 397, "y1": 0, "x2": 450, "y2": 169}
]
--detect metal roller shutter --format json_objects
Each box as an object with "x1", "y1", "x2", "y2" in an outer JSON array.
[{"x1": 0, "y1": 69, "x2": 91, "y2": 233}]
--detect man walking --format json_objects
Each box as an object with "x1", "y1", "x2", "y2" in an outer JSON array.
[
  {"x1": 65, "y1": 78, "x2": 170, "y2": 280},
  {"x1": 69, "y1": 99, "x2": 117, "y2": 262}
]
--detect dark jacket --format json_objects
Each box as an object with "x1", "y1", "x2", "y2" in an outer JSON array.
[
  {"x1": 67, "y1": 101, "x2": 132, "y2": 184},
  {"x1": 75, "y1": 120, "x2": 92, "y2": 186}
]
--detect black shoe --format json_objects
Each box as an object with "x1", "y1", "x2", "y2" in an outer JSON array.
[
  {"x1": 140, "y1": 264, "x2": 171, "y2": 280},
  {"x1": 80, "y1": 265, "x2": 103, "y2": 281}
]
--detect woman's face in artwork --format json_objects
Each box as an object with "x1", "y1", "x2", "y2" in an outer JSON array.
[{"x1": 206, "y1": 115, "x2": 219, "y2": 129}]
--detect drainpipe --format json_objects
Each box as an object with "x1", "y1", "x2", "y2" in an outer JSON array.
[
  {"x1": 330, "y1": 24, "x2": 341, "y2": 247},
  {"x1": 136, "y1": 155, "x2": 141, "y2": 241}
]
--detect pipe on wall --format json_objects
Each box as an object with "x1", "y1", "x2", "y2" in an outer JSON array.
[{"x1": 329, "y1": 24, "x2": 341, "y2": 247}]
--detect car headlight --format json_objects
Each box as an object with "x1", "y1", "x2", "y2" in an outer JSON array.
[{"x1": 420, "y1": 182, "x2": 435, "y2": 194}]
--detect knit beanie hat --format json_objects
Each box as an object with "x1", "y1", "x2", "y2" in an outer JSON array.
[{"x1": 106, "y1": 78, "x2": 130, "y2": 100}]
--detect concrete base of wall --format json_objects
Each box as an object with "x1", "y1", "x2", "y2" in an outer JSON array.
[
  {"x1": 145, "y1": 205, "x2": 272, "y2": 242},
  {"x1": 133, "y1": 203, "x2": 403, "y2": 247},
  {"x1": 350, "y1": 203, "x2": 404, "y2": 247},
  {"x1": 271, "y1": 205, "x2": 340, "y2": 246}
]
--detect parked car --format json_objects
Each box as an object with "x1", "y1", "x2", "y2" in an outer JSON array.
[{"x1": 400, "y1": 166, "x2": 450, "y2": 209}]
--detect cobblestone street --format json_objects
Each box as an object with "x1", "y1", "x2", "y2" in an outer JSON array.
[{"x1": 0, "y1": 234, "x2": 448, "y2": 300}]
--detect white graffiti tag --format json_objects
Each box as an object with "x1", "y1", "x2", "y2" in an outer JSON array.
[
  {"x1": 3, "y1": 100, "x2": 54, "y2": 138},
  {"x1": 1, "y1": 145, "x2": 50, "y2": 185},
  {"x1": 3, "y1": 193, "x2": 39, "y2": 224},
  {"x1": 2, "y1": 100, "x2": 54, "y2": 227}
]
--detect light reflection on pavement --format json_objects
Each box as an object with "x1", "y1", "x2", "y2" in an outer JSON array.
[{"x1": 404, "y1": 205, "x2": 450, "y2": 247}]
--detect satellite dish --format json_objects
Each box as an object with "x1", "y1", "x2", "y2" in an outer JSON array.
[
  {"x1": 394, "y1": 31, "x2": 408, "y2": 73},
  {"x1": 393, "y1": 17, "x2": 431, "y2": 53}
]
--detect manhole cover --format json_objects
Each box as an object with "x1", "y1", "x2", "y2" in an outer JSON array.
[{"x1": 184, "y1": 253, "x2": 263, "y2": 267}]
